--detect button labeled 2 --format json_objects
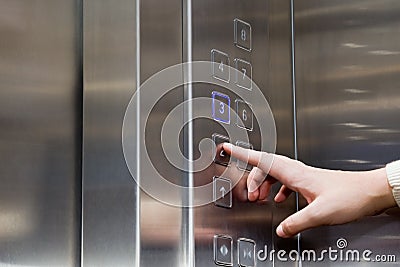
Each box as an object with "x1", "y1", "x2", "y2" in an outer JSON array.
[
  {"x1": 211, "y1": 49, "x2": 230, "y2": 82},
  {"x1": 236, "y1": 99, "x2": 253, "y2": 131},
  {"x1": 234, "y1": 58, "x2": 252, "y2": 90},
  {"x1": 212, "y1": 91, "x2": 230, "y2": 124},
  {"x1": 212, "y1": 133, "x2": 230, "y2": 166}
]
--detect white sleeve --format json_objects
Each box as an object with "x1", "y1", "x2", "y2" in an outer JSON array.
[{"x1": 386, "y1": 160, "x2": 400, "y2": 207}]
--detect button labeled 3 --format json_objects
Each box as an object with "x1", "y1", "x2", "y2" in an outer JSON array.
[
  {"x1": 234, "y1": 58, "x2": 252, "y2": 90},
  {"x1": 238, "y1": 238, "x2": 256, "y2": 267},
  {"x1": 212, "y1": 91, "x2": 231, "y2": 124},
  {"x1": 234, "y1": 19, "x2": 252, "y2": 51},
  {"x1": 235, "y1": 99, "x2": 253, "y2": 131},
  {"x1": 213, "y1": 176, "x2": 232, "y2": 209},
  {"x1": 211, "y1": 49, "x2": 230, "y2": 82},
  {"x1": 214, "y1": 235, "x2": 233, "y2": 266}
]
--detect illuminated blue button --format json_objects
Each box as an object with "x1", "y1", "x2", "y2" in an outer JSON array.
[{"x1": 212, "y1": 91, "x2": 231, "y2": 124}]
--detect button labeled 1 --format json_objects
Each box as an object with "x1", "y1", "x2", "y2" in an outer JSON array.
[
  {"x1": 212, "y1": 91, "x2": 230, "y2": 124},
  {"x1": 234, "y1": 19, "x2": 252, "y2": 51},
  {"x1": 238, "y1": 238, "x2": 256, "y2": 267},
  {"x1": 212, "y1": 133, "x2": 230, "y2": 166},
  {"x1": 235, "y1": 141, "x2": 253, "y2": 172},
  {"x1": 211, "y1": 49, "x2": 230, "y2": 82},
  {"x1": 214, "y1": 235, "x2": 233, "y2": 266},
  {"x1": 236, "y1": 99, "x2": 253, "y2": 131},
  {"x1": 234, "y1": 58, "x2": 252, "y2": 90},
  {"x1": 213, "y1": 176, "x2": 232, "y2": 208}
]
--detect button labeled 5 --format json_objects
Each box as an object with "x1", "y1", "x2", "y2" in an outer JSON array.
[{"x1": 235, "y1": 141, "x2": 253, "y2": 172}]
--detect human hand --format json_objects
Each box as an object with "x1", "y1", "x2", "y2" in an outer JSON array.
[{"x1": 222, "y1": 143, "x2": 397, "y2": 238}]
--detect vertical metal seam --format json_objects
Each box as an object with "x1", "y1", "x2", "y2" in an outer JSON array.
[
  {"x1": 135, "y1": 0, "x2": 141, "y2": 266},
  {"x1": 80, "y1": 0, "x2": 85, "y2": 265},
  {"x1": 187, "y1": 0, "x2": 195, "y2": 265},
  {"x1": 182, "y1": 0, "x2": 195, "y2": 266},
  {"x1": 290, "y1": 0, "x2": 302, "y2": 266}
]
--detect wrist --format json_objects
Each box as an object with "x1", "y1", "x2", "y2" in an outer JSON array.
[
  {"x1": 363, "y1": 168, "x2": 396, "y2": 215},
  {"x1": 386, "y1": 160, "x2": 400, "y2": 208}
]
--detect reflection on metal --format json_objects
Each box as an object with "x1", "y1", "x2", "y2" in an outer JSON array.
[
  {"x1": 191, "y1": 1, "x2": 296, "y2": 266},
  {"x1": 295, "y1": 0, "x2": 400, "y2": 265},
  {"x1": 0, "y1": 0, "x2": 82, "y2": 266},
  {"x1": 82, "y1": 0, "x2": 138, "y2": 266}
]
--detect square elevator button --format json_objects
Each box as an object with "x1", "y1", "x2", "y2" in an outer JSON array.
[
  {"x1": 235, "y1": 141, "x2": 253, "y2": 172},
  {"x1": 238, "y1": 238, "x2": 256, "y2": 267},
  {"x1": 212, "y1": 91, "x2": 231, "y2": 124},
  {"x1": 211, "y1": 49, "x2": 230, "y2": 82},
  {"x1": 214, "y1": 235, "x2": 233, "y2": 266},
  {"x1": 234, "y1": 58, "x2": 252, "y2": 90},
  {"x1": 234, "y1": 19, "x2": 252, "y2": 51},
  {"x1": 212, "y1": 133, "x2": 230, "y2": 166},
  {"x1": 213, "y1": 176, "x2": 232, "y2": 209},
  {"x1": 235, "y1": 99, "x2": 253, "y2": 131}
]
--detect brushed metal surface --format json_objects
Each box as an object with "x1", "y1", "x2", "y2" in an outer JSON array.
[
  {"x1": 83, "y1": 0, "x2": 185, "y2": 266},
  {"x1": 294, "y1": 0, "x2": 400, "y2": 266},
  {"x1": 140, "y1": 1, "x2": 184, "y2": 266},
  {"x1": 0, "y1": 0, "x2": 82, "y2": 266},
  {"x1": 82, "y1": 1, "x2": 138, "y2": 266},
  {"x1": 190, "y1": 1, "x2": 296, "y2": 266}
]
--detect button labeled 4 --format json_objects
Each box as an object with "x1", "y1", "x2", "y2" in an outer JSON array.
[{"x1": 211, "y1": 49, "x2": 230, "y2": 83}]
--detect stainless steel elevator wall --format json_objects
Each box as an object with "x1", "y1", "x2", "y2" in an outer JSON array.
[
  {"x1": 294, "y1": 0, "x2": 400, "y2": 266},
  {"x1": 82, "y1": 0, "x2": 185, "y2": 266},
  {"x1": 140, "y1": 0, "x2": 184, "y2": 266},
  {"x1": 0, "y1": 0, "x2": 82, "y2": 266},
  {"x1": 190, "y1": 1, "x2": 296, "y2": 266},
  {"x1": 82, "y1": 1, "x2": 138, "y2": 266}
]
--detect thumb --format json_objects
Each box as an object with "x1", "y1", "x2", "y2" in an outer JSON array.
[{"x1": 276, "y1": 202, "x2": 320, "y2": 238}]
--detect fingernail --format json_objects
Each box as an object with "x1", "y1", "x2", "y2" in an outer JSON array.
[
  {"x1": 248, "y1": 180, "x2": 258, "y2": 192},
  {"x1": 276, "y1": 225, "x2": 285, "y2": 237}
]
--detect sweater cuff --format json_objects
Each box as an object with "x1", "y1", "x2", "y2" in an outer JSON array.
[{"x1": 386, "y1": 160, "x2": 400, "y2": 207}]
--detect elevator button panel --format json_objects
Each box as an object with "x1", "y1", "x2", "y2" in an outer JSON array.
[
  {"x1": 214, "y1": 235, "x2": 233, "y2": 266},
  {"x1": 212, "y1": 133, "x2": 230, "y2": 166},
  {"x1": 213, "y1": 176, "x2": 232, "y2": 208},
  {"x1": 234, "y1": 58, "x2": 252, "y2": 90},
  {"x1": 212, "y1": 91, "x2": 231, "y2": 124},
  {"x1": 235, "y1": 141, "x2": 253, "y2": 172},
  {"x1": 235, "y1": 99, "x2": 253, "y2": 131},
  {"x1": 234, "y1": 19, "x2": 252, "y2": 51},
  {"x1": 211, "y1": 49, "x2": 230, "y2": 82},
  {"x1": 238, "y1": 238, "x2": 256, "y2": 267}
]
